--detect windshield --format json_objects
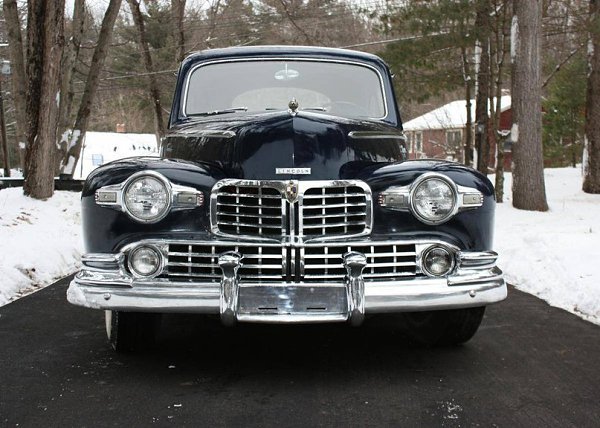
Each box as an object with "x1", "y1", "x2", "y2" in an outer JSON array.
[{"x1": 184, "y1": 59, "x2": 386, "y2": 119}]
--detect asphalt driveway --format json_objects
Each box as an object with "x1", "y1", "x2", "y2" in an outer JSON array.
[{"x1": 1, "y1": 276, "x2": 599, "y2": 427}]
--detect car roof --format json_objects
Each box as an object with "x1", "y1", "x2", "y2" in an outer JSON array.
[{"x1": 183, "y1": 45, "x2": 389, "y2": 69}]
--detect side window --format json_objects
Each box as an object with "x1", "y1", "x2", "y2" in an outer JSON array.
[
  {"x1": 446, "y1": 130, "x2": 462, "y2": 151},
  {"x1": 405, "y1": 132, "x2": 413, "y2": 153},
  {"x1": 414, "y1": 132, "x2": 423, "y2": 153}
]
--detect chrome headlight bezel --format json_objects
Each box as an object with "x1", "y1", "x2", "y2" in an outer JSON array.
[
  {"x1": 409, "y1": 173, "x2": 459, "y2": 226},
  {"x1": 378, "y1": 172, "x2": 484, "y2": 226},
  {"x1": 95, "y1": 170, "x2": 205, "y2": 224},
  {"x1": 122, "y1": 171, "x2": 173, "y2": 224}
]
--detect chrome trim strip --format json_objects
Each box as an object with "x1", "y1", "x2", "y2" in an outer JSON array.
[
  {"x1": 348, "y1": 131, "x2": 406, "y2": 141},
  {"x1": 458, "y1": 251, "x2": 498, "y2": 268},
  {"x1": 182, "y1": 58, "x2": 389, "y2": 120},
  {"x1": 168, "y1": 130, "x2": 236, "y2": 139},
  {"x1": 236, "y1": 314, "x2": 348, "y2": 323},
  {"x1": 81, "y1": 253, "x2": 124, "y2": 272}
]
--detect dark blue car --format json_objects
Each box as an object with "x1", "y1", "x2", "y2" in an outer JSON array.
[{"x1": 68, "y1": 46, "x2": 506, "y2": 351}]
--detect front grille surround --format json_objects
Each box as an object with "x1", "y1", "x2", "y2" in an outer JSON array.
[{"x1": 210, "y1": 179, "x2": 372, "y2": 242}]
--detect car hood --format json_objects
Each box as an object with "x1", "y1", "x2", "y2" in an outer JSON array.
[{"x1": 163, "y1": 111, "x2": 406, "y2": 180}]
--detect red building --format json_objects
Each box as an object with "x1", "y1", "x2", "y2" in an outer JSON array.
[{"x1": 403, "y1": 96, "x2": 512, "y2": 171}]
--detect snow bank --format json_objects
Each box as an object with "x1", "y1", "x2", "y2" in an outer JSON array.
[
  {"x1": 494, "y1": 167, "x2": 600, "y2": 325},
  {"x1": 0, "y1": 188, "x2": 82, "y2": 306}
]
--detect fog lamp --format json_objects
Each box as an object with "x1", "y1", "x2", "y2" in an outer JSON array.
[
  {"x1": 128, "y1": 246, "x2": 163, "y2": 278},
  {"x1": 422, "y1": 246, "x2": 454, "y2": 277}
]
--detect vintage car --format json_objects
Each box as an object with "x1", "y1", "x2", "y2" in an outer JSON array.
[{"x1": 67, "y1": 46, "x2": 506, "y2": 351}]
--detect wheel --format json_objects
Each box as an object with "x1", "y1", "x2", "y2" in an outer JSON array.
[
  {"x1": 401, "y1": 307, "x2": 486, "y2": 346},
  {"x1": 105, "y1": 310, "x2": 162, "y2": 352}
]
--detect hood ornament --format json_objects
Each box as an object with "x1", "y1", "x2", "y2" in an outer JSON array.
[
  {"x1": 288, "y1": 98, "x2": 299, "y2": 116},
  {"x1": 285, "y1": 180, "x2": 299, "y2": 203}
]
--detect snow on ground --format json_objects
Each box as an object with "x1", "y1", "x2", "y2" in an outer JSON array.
[
  {"x1": 0, "y1": 188, "x2": 82, "y2": 306},
  {"x1": 494, "y1": 167, "x2": 600, "y2": 325},
  {"x1": 0, "y1": 166, "x2": 599, "y2": 327}
]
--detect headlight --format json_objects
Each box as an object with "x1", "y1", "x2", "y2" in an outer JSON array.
[
  {"x1": 422, "y1": 246, "x2": 455, "y2": 277},
  {"x1": 128, "y1": 245, "x2": 163, "y2": 278},
  {"x1": 410, "y1": 175, "x2": 457, "y2": 225},
  {"x1": 123, "y1": 172, "x2": 171, "y2": 223},
  {"x1": 378, "y1": 173, "x2": 483, "y2": 225}
]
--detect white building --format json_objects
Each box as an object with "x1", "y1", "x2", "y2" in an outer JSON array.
[{"x1": 73, "y1": 132, "x2": 159, "y2": 180}]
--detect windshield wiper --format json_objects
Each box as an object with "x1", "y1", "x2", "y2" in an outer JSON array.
[
  {"x1": 301, "y1": 107, "x2": 327, "y2": 112},
  {"x1": 188, "y1": 107, "x2": 248, "y2": 117}
]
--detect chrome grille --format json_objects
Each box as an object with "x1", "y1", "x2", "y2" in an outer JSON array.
[
  {"x1": 162, "y1": 242, "x2": 416, "y2": 283},
  {"x1": 215, "y1": 184, "x2": 284, "y2": 236},
  {"x1": 211, "y1": 180, "x2": 372, "y2": 240},
  {"x1": 165, "y1": 243, "x2": 283, "y2": 282},
  {"x1": 303, "y1": 243, "x2": 417, "y2": 281},
  {"x1": 301, "y1": 185, "x2": 368, "y2": 237}
]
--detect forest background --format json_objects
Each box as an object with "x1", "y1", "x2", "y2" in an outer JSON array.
[{"x1": 0, "y1": 0, "x2": 599, "y2": 209}]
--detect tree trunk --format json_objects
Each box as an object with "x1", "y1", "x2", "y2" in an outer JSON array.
[
  {"x1": 23, "y1": 0, "x2": 65, "y2": 199},
  {"x1": 171, "y1": 0, "x2": 186, "y2": 62},
  {"x1": 56, "y1": 0, "x2": 86, "y2": 170},
  {"x1": 3, "y1": 0, "x2": 28, "y2": 171},
  {"x1": 584, "y1": 0, "x2": 600, "y2": 193},
  {"x1": 510, "y1": 0, "x2": 548, "y2": 211},
  {"x1": 127, "y1": 0, "x2": 166, "y2": 145},
  {"x1": 461, "y1": 46, "x2": 473, "y2": 167},
  {"x1": 494, "y1": 0, "x2": 510, "y2": 203},
  {"x1": 475, "y1": 0, "x2": 491, "y2": 175},
  {"x1": 0, "y1": 77, "x2": 9, "y2": 176},
  {"x1": 60, "y1": 0, "x2": 122, "y2": 178}
]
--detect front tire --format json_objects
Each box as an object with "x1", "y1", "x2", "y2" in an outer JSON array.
[
  {"x1": 402, "y1": 307, "x2": 486, "y2": 346},
  {"x1": 105, "y1": 310, "x2": 161, "y2": 352}
]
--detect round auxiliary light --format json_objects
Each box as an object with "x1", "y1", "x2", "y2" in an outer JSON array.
[
  {"x1": 128, "y1": 245, "x2": 163, "y2": 278},
  {"x1": 123, "y1": 173, "x2": 171, "y2": 223},
  {"x1": 411, "y1": 175, "x2": 457, "y2": 225},
  {"x1": 422, "y1": 246, "x2": 454, "y2": 277}
]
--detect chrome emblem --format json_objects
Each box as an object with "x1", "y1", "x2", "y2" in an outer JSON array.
[
  {"x1": 285, "y1": 181, "x2": 299, "y2": 203},
  {"x1": 275, "y1": 167, "x2": 311, "y2": 175},
  {"x1": 288, "y1": 97, "x2": 299, "y2": 116}
]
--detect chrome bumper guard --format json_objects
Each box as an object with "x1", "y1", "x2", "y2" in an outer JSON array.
[{"x1": 67, "y1": 248, "x2": 506, "y2": 325}]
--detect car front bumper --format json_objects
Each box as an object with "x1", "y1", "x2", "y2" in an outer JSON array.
[{"x1": 67, "y1": 244, "x2": 506, "y2": 325}]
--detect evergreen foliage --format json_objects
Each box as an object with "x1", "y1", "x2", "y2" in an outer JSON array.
[{"x1": 543, "y1": 54, "x2": 586, "y2": 167}]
